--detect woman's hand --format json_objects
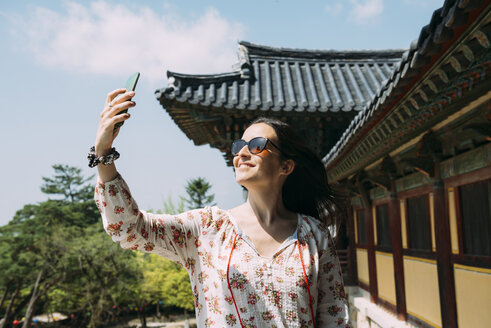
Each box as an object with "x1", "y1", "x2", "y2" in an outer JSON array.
[{"x1": 95, "y1": 88, "x2": 136, "y2": 156}]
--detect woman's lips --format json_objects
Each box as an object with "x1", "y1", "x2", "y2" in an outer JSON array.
[{"x1": 238, "y1": 162, "x2": 254, "y2": 168}]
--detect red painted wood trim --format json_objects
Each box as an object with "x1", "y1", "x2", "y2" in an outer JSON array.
[
  {"x1": 375, "y1": 245, "x2": 392, "y2": 253},
  {"x1": 444, "y1": 166, "x2": 491, "y2": 189},
  {"x1": 433, "y1": 180, "x2": 458, "y2": 328},
  {"x1": 365, "y1": 206, "x2": 378, "y2": 303},
  {"x1": 347, "y1": 206, "x2": 358, "y2": 285},
  {"x1": 397, "y1": 184, "x2": 432, "y2": 199},
  {"x1": 452, "y1": 256, "x2": 491, "y2": 269},
  {"x1": 402, "y1": 249, "x2": 436, "y2": 260},
  {"x1": 388, "y1": 189, "x2": 407, "y2": 320}
]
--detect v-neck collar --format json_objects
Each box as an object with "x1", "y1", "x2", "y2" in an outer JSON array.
[{"x1": 224, "y1": 208, "x2": 302, "y2": 260}]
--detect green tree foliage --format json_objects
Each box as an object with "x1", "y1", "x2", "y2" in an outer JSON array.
[
  {"x1": 1, "y1": 166, "x2": 205, "y2": 328},
  {"x1": 0, "y1": 164, "x2": 102, "y2": 327},
  {"x1": 41, "y1": 164, "x2": 94, "y2": 203},
  {"x1": 183, "y1": 177, "x2": 215, "y2": 210},
  {"x1": 139, "y1": 253, "x2": 194, "y2": 313},
  {"x1": 47, "y1": 224, "x2": 141, "y2": 327},
  {"x1": 0, "y1": 201, "x2": 99, "y2": 327}
]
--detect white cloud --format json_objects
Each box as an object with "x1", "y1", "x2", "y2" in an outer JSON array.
[
  {"x1": 325, "y1": 3, "x2": 343, "y2": 15},
  {"x1": 348, "y1": 0, "x2": 383, "y2": 24},
  {"x1": 8, "y1": 1, "x2": 245, "y2": 83},
  {"x1": 403, "y1": 0, "x2": 443, "y2": 8}
]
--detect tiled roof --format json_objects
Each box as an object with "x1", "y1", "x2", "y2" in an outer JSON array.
[
  {"x1": 157, "y1": 42, "x2": 404, "y2": 113},
  {"x1": 323, "y1": 0, "x2": 491, "y2": 182}
]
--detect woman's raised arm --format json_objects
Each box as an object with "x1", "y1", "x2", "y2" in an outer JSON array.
[
  {"x1": 94, "y1": 88, "x2": 135, "y2": 182},
  {"x1": 93, "y1": 89, "x2": 205, "y2": 267}
]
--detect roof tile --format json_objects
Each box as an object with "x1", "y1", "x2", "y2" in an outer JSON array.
[{"x1": 157, "y1": 42, "x2": 404, "y2": 113}]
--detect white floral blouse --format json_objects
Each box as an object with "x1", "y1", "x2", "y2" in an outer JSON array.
[{"x1": 95, "y1": 175, "x2": 350, "y2": 328}]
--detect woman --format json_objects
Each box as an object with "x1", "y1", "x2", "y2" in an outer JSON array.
[{"x1": 93, "y1": 89, "x2": 350, "y2": 327}]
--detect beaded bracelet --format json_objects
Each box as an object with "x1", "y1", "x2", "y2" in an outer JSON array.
[{"x1": 87, "y1": 146, "x2": 120, "y2": 168}]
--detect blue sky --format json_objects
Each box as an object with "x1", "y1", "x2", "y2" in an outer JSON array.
[{"x1": 0, "y1": 0, "x2": 443, "y2": 226}]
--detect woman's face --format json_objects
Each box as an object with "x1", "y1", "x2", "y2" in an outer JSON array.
[{"x1": 233, "y1": 123, "x2": 287, "y2": 189}]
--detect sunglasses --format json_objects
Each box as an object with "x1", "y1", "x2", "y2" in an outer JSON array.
[{"x1": 231, "y1": 137, "x2": 281, "y2": 156}]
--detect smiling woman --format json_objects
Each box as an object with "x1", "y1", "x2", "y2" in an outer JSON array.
[{"x1": 93, "y1": 88, "x2": 350, "y2": 327}]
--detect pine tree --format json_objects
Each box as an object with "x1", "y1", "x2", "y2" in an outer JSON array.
[
  {"x1": 183, "y1": 177, "x2": 216, "y2": 210},
  {"x1": 41, "y1": 164, "x2": 94, "y2": 203}
]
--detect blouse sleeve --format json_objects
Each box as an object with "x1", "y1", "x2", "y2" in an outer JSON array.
[
  {"x1": 94, "y1": 174, "x2": 209, "y2": 269},
  {"x1": 316, "y1": 242, "x2": 351, "y2": 327}
]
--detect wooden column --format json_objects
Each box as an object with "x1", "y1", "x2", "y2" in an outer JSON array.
[
  {"x1": 432, "y1": 177, "x2": 457, "y2": 328},
  {"x1": 357, "y1": 173, "x2": 378, "y2": 302},
  {"x1": 346, "y1": 205, "x2": 357, "y2": 285},
  {"x1": 355, "y1": 172, "x2": 378, "y2": 301},
  {"x1": 364, "y1": 205, "x2": 378, "y2": 302},
  {"x1": 388, "y1": 183, "x2": 407, "y2": 320}
]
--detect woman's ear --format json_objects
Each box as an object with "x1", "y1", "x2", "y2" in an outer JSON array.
[{"x1": 280, "y1": 159, "x2": 295, "y2": 176}]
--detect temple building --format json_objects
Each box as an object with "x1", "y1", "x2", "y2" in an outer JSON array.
[
  {"x1": 156, "y1": 42, "x2": 404, "y2": 165},
  {"x1": 156, "y1": 0, "x2": 491, "y2": 327}
]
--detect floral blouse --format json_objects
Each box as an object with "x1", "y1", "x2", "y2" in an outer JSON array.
[{"x1": 95, "y1": 174, "x2": 350, "y2": 328}]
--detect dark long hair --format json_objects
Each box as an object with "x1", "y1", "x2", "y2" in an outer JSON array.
[{"x1": 250, "y1": 117, "x2": 346, "y2": 227}]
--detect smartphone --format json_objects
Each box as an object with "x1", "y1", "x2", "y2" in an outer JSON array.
[{"x1": 114, "y1": 72, "x2": 140, "y2": 130}]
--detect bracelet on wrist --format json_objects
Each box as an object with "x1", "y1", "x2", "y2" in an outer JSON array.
[{"x1": 88, "y1": 146, "x2": 120, "y2": 168}]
